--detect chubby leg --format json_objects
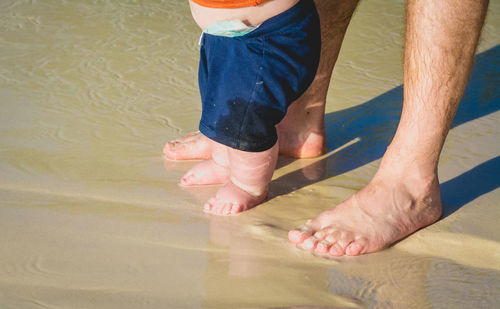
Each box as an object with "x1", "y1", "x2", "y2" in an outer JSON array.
[
  {"x1": 289, "y1": 0, "x2": 489, "y2": 256},
  {"x1": 204, "y1": 143, "x2": 278, "y2": 215},
  {"x1": 164, "y1": 0, "x2": 358, "y2": 160}
]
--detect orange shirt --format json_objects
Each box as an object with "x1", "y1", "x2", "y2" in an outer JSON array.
[{"x1": 191, "y1": 0, "x2": 271, "y2": 9}]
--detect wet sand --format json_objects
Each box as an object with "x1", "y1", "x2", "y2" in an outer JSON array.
[{"x1": 1, "y1": 0, "x2": 499, "y2": 307}]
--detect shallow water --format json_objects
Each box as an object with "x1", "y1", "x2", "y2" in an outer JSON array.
[{"x1": 1, "y1": 0, "x2": 499, "y2": 308}]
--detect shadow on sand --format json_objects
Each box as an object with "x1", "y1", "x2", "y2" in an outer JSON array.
[{"x1": 271, "y1": 44, "x2": 500, "y2": 218}]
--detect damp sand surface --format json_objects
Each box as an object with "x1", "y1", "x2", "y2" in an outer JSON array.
[{"x1": 1, "y1": 1, "x2": 500, "y2": 308}]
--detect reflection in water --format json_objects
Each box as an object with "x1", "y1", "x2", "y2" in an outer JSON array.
[
  {"x1": 202, "y1": 215, "x2": 361, "y2": 307},
  {"x1": 209, "y1": 216, "x2": 266, "y2": 278}
]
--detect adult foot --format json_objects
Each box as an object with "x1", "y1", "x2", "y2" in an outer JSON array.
[
  {"x1": 203, "y1": 181, "x2": 268, "y2": 215},
  {"x1": 288, "y1": 167, "x2": 443, "y2": 256},
  {"x1": 180, "y1": 159, "x2": 230, "y2": 186},
  {"x1": 164, "y1": 131, "x2": 212, "y2": 160},
  {"x1": 276, "y1": 127, "x2": 326, "y2": 158},
  {"x1": 274, "y1": 83, "x2": 327, "y2": 158}
]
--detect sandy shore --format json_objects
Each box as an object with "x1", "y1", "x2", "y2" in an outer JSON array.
[{"x1": 1, "y1": 0, "x2": 499, "y2": 307}]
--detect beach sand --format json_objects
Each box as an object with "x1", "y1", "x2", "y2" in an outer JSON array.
[{"x1": 0, "y1": 0, "x2": 499, "y2": 307}]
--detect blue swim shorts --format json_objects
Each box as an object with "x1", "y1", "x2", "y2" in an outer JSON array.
[{"x1": 198, "y1": 0, "x2": 321, "y2": 152}]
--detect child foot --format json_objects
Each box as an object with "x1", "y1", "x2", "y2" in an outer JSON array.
[
  {"x1": 203, "y1": 181, "x2": 268, "y2": 215},
  {"x1": 165, "y1": 129, "x2": 325, "y2": 160},
  {"x1": 180, "y1": 159, "x2": 230, "y2": 186},
  {"x1": 164, "y1": 131, "x2": 212, "y2": 160},
  {"x1": 202, "y1": 142, "x2": 279, "y2": 215}
]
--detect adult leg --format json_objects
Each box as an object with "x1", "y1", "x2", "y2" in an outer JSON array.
[
  {"x1": 289, "y1": 0, "x2": 489, "y2": 256},
  {"x1": 275, "y1": 0, "x2": 359, "y2": 158},
  {"x1": 163, "y1": 0, "x2": 359, "y2": 160}
]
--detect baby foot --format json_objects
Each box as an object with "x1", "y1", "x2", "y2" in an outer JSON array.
[
  {"x1": 202, "y1": 142, "x2": 278, "y2": 215},
  {"x1": 203, "y1": 181, "x2": 268, "y2": 215},
  {"x1": 180, "y1": 159, "x2": 230, "y2": 186},
  {"x1": 164, "y1": 131, "x2": 212, "y2": 160}
]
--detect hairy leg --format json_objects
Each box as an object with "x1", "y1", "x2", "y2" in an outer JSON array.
[
  {"x1": 289, "y1": 0, "x2": 489, "y2": 256},
  {"x1": 276, "y1": 0, "x2": 359, "y2": 158},
  {"x1": 164, "y1": 0, "x2": 358, "y2": 160}
]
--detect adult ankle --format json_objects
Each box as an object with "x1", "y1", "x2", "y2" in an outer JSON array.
[{"x1": 380, "y1": 141, "x2": 439, "y2": 179}]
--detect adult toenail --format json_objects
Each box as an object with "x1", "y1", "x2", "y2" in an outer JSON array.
[
  {"x1": 289, "y1": 230, "x2": 311, "y2": 244},
  {"x1": 298, "y1": 227, "x2": 309, "y2": 234},
  {"x1": 346, "y1": 243, "x2": 362, "y2": 256},
  {"x1": 288, "y1": 230, "x2": 301, "y2": 242},
  {"x1": 304, "y1": 237, "x2": 317, "y2": 249},
  {"x1": 314, "y1": 231, "x2": 324, "y2": 238},
  {"x1": 329, "y1": 244, "x2": 344, "y2": 256},
  {"x1": 316, "y1": 241, "x2": 330, "y2": 253},
  {"x1": 325, "y1": 235, "x2": 336, "y2": 243},
  {"x1": 337, "y1": 240, "x2": 351, "y2": 249}
]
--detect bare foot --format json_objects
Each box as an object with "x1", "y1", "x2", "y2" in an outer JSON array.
[
  {"x1": 180, "y1": 159, "x2": 230, "y2": 186},
  {"x1": 180, "y1": 139, "x2": 230, "y2": 186},
  {"x1": 164, "y1": 89, "x2": 327, "y2": 161},
  {"x1": 276, "y1": 127, "x2": 326, "y2": 159},
  {"x1": 288, "y1": 167, "x2": 443, "y2": 256},
  {"x1": 164, "y1": 128, "x2": 325, "y2": 160},
  {"x1": 203, "y1": 181, "x2": 268, "y2": 215},
  {"x1": 203, "y1": 142, "x2": 279, "y2": 216},
  {"x1": 275, "y1": 89, "x2": 327, "y2": 158},
  {"x1": 164, "y1": 131, "x2": 212, "y2": 160}
]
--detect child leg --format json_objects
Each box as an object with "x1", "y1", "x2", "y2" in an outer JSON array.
[{"x1": 204, "y1": 142, "x2": 278, "y2": 215}]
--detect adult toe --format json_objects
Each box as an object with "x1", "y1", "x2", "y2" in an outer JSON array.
[
  {"x1": 345, "y1": 239, "x2": 367, "y2": 256},
  {"x1": 315, "y1": 240, "x2": 332, "y2": 253},
  {"x1": 330, "y1": 232, "x2": 356, "y2": 256},
  {"x1": 288, "y1": 219, "x2": 321, "y2": 244},
  {"x1": 313, "y1": 227, "x2": 335, "y2": 241},
  {"x1": 301, "y1": 236, "x2": 319, "y2": 250},
  {"x1": 329, "y1": 243, "x2": 345, "y2": 256},
  {"x1": 288, "y1": 229, "x2": 312, "y2": 244}
]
